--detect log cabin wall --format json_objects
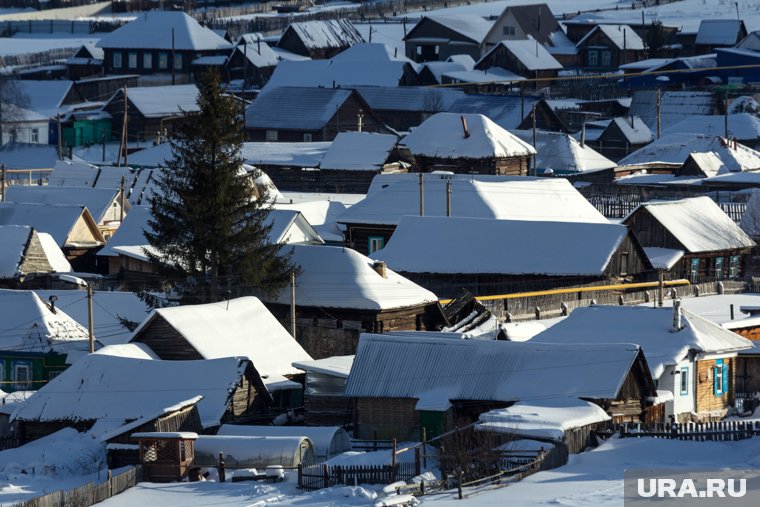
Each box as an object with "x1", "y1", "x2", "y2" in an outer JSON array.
[
  {"x1": 131, "y1": 316, "x2": 203, "y2": 360},
  {"x1": 354, "y1": 397, "x2": 420, "y2": 440}
]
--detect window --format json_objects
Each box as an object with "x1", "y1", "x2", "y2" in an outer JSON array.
[
  {"x1": 368, "y1": 236, "x2": 385, "y2": 254},
  {"x1": 729, "y1": 255, "x2": 740, "y2": 278},
  {"x1": 31, "y1": 129, "x2": 39, "y2": 143},
  {"x1": 128, "y1": 52, "x2": 137, "y2": 69},
  {"x1": 587, "y1": 50, "x2": 598, "y2": 66},
  {"x1": 48, "y1": 370, "x2": 62, "y2": 381},
  {"x1": 502, "y1": 25, "x2": 515, "y2": 36},
  {"x1": 680, "y1": 366, "x2": 689, "y2": 395},
  {"x1": 13, "y1": 361, "x2": 31, "y2": 390},
  {"x1": 620, "y1": 251, "x2": 629, "y2": 276},
  {"x1": 173, "y1": 53, "x2": 183, "y2": 70},
  {"x1": 601, "y1": 50, "x2": 611, "y2": 67},
  {"x1": 113, "y1": 52, "x2": 123, "y2": 69},
  {"x1": 143, "y1": 52, "x2": 153, "y2": 69},
  {"x1": 158, "y1": 52, "x2": 168, "y2": 69},
  {"x1": 303, "y1": 133, "x2": 313, "y2": 142},
  {"x1": 265, "y1": 130, "x2": 278, "y2": 141},
  {"x1": 715, "y1": 257, "x2": 724, "y2": 280},
  {"x1": 689, "y1": 258, "x2": 700, "y2": 282},
  {"x1": 713, "y1": 359, "x2": 727, "y2": 397}
]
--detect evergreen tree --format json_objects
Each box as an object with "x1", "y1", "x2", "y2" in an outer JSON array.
[{"x1": 145, "y1": 69, "x2": 295, "y2": 303}]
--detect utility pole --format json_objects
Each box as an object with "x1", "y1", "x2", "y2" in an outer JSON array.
[
  {"x1": 87, "y1": 285, "x2": 95, "y2": 353},
  {"x1": 290, "y1": 270, "x2": 296, "y2": 340},
  {"x1": 531, "y1": 101, "x2": 537, "y2": 176},
  {"x1": 171, "y1": 28, "x2": 176, "y2": 86},
  {"x1": 418, "y1": 172, "x2": 424, "y2": 216},
  {"x1": 101, "y1": 132, "x2": 106, "y2": 162},
  {"x1": 725, "y1": 94, "x2": 730, "y2": 139},
  {"x1": 122, "y1": 86, "x2": 129, "y2": 167},
  {"x1": 0, "y1": 165, "x2": 5, "y2": 202},
  {"x1": 445, "y1": 179, "x2": 452, "y2": 217},
  {"x1": 656, "y1": 88, "x2": 662, "y2": 140},
  {"x1": 56, "y1": 113, "x2": 62, "y2": 160},
  {"x1": 119, "y1": 174, "x2": 126, "y2": 223}
]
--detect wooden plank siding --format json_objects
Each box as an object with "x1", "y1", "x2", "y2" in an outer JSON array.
[
  {"x1": 131, "y1": 315, "x2": 204, "y2": 360},
  {"x1": 412, "y1": 154, "x2": 531, "y2": 175},
  {"x1": 354, "y1": 397, "x2": 420, "y2": 440},
  {"x1": 474, "y1": 44, "x2": 559, "y2": 90},
  {"x1": 695, "y1": 357, "x2": 735, "y2": 416}
]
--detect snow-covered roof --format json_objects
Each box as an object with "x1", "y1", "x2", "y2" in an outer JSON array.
[
  {"x1": 642, "y1": 247, "x2": 684, "y2": 270},
  {"x1": 96, "y1": 11, "x2": 231, "y2": 51},
  {"x1": 696, "y1": 19, "x2": 745, "y2": 46},
  {"x1": 273, "y1": 199, "x2": 347, "y2": 243},
  {"x1": 352, "y1": 86, "x2": 465, "y2": 112},
  {"x1": 478, "y1": 399, "x2": 610, "y2": 440},
  {"x1": 0, "y1": 225, "x2": 32, "y2": 279},
  {"x1": 619, "y1": 134, "x2": 760, "y2": 172},
  {"x1": 14, "y1": 80, "x2": 74, "y2": 117},
  {"x1": 654, "y1": 293, "x2": 760, "y2": 331},
  {"x1": 344, "y1": 334, "x2": 646, "y2": 409},
  {"x1": 12, "y1": 355, "x2": 251, "y2": 429},
  {"x1": 130, "y1": 296, "x2": 311, "y2": 377},
  {"x1": 480, "y1": 39, "x2": 562, "y2": 71},
  {"x1": 441, "y1": 67, "x2": 525, "y2": 84},
  {"x1": 93, "y1": 342, "x2": 159, "y2": 360},
  {"x1": 0, "y1": 143, "x2": 58, "y2": 170},
  {"x1": 236, "y1": 40, "x2": 279, "y2": 68},
  {"x1": 420, "y1": 61, "x2": 469, "y2": 83},
  {"x1": 631, "y1": 196, "x2": 755, "y2": 253},
  {"x1": 122, "y1": 84, "x2": 199, "y2": 118},
  {"x1": 267, "y1": 244, "x2": 437, "y2": 310},
  {"x1": 0, "y1": 202, "x2": 100, "y2": 247},
  {"x1": 47, "y1": 160, "x2": 99, "y2": 186},
  {"x1": 414, "y1": 15, "x2": 492, "y2": 44},
  {"x1": 264, "y1": 58, "x2": 413, "y2": 89},
  {"x1": 265, "y1": 209, "x2": 323, "y2": 245},
  {"x1": 0, "y1": 289, "x2": 90, "y2": 354},
  {"x1": 245, "y1": 87, "x2": 351, "y2": 130},
  {"x1": 665, "y1": 113, "x2": 760, "y2": 142},
  {"x1": 513, "y1": 130, "x2": 616, "y2": 173},
  {"x1": 338, "y1": 174, "x2": 607, "y2": 226},
  {"x1": 447, "y1": 94, "x2": 538, "y2": 130},
  {"x1": 241, "y1": 142, "x2": 330, "y2": 168},
  {"x1": 609, "y1": 117, "x2": 653, "y2": 145},
  {"x1": 532, "y1": 305, "x2": 752, "y2": 379},
  {"x1": 319, "y1": 132, "x2": 398, "y2": 172},
  {"x1": 629, "y1": 91, "x2": 717, "y2": 132},
  {"x1": 281, "y1": 18, "x2": 363, "y2": 50},
  {"x1": 402, "y1": 112, "x2": 535, "y2": 159},
  {"x1": 4, "y1": 186, "x2": 120, "y2": 225},
  {"x1": 684, "y1": 152, "x2": 724, "y2": 178},
  {"x1": 371, "y1": 216, "x2": 630, "y2": 276},
  {"x1": 97, "y1": 205, "x2": 151, "y2": 257},
  {"x1": 577, "y1": 24, "x2": 644, "y2": 51},
  {"x1": 292, "y1": 355, "x2": 354, "y2": 378}
]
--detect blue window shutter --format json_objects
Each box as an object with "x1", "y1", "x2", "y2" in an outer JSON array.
[{"x1": 723, "y1": 361, "x2": 729, "y2": 396}]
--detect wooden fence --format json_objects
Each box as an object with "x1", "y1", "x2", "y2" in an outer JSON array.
[
  {"x1": 11, "y1": 466, "x2": 141, "y2": 507},
  {"x1": 350, "y1": 438, "x2": 395, "y2": 452},
  {"x1": 298, "y1": 462, "x2": 419, "y2": 490},
  {"x1": 619, "y1": 420, "x2": 760, "y2": 442},
  {"x1": 0, "y1": 435, "x2": 20, "y2": 451}
]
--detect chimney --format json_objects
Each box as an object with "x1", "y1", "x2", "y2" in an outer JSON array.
[
  {"x1": 460, "y1": 115, "x2": 470, "y2": 139},
  {"x1": 372, "y1": 261, "x2": 388, "y2": 279},
  {"x1": 48, "y1": 295, "x2": 57, "y2": 314},
  {"x1": 580, "y1": 123, "x2": 586, "y2": 147},
  {"x1": 671, "y1": 299, "x2": 682, "y2": 332},
  {"x1": 630, "y1": 115, "x2": 635, "y2": 129}
]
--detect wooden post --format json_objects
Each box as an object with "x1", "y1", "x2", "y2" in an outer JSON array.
[
  {"x1": 531, "y1": 101, "x2": 537, "y2": 176},
  {"x1": 123, "y1": 86, "x2": 129, "y2": 167},
  {"x1": 171, "y1": 28, "x2": 176, "y2": 86},
  {"x1": 56, "y1": 113, "x2": 62, "y2": 160},
  {"x1": 290, "y1": 270, "x2": 297, "y2": 340},
  {"x1": 102, "y1": 132, "x2": 106, "y2": 163},
  {"x1": 421, "y1": 427, "x2": 427, "y2": 468},
  {"x1": 725, "y1": 94, "x2": 729, "y2": 139},
  {"x1": 656, "y1": 88, "x2": 661, "y2": 140},
  {"x1": 218, "y1": 452, "x2": 225, "y2": 483},
  {"x1": 87, "y1": 284, "x2": 95, "y2": 353},
  {"x1": 445, "y1": 179, "x2": 452, "y2": 217},
  {"x1": 657, "y1": 269, "x2": 664, "y2": 307},
  {"x1": 297, "y1": 463, "x2": 302, "y2": 488},
  {"x1": 0, "y1": 165, "x2": 4, "y2": 203},
  {"x1": 391, "y1": 438, "x2": 397, "y2": 467},
  {"x1": 322, "y1": 464, "x2": 329, "y2": 488},
  {"x1": 418, "y1": 173, "x2": 424, "y2": 216},
  {"x1": 119, "y1": 175, "x2": 126, "y2": 223},
  {"x1": 414, "y1": 447, "x2": 421, "y2": 476},
  {"x1": 457, "y1": 470, "x2": 464, "y2": 499}
]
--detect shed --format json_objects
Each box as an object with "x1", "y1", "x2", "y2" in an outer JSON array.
[
  {"x1": 695, "y1": 19, "x2": 748, "y2": 51},
  {"x1": 194, "y1": 436, "x2": 316, "y2": 468},
  {"x1": 217, "y1": 425, "x2": 350, "y2": 461},
  {"x1": 133, "y1": 432, "x2": 198, "y2": 482},
  {"x1": 292, "y1": 355, "x2": 354, "y2": 426}
]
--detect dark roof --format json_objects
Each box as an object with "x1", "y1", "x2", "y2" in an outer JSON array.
[
  {"x1": 245, "y1": 86, "x2": 352, "y2": 130},
  {"x1": 506, "y1": 3, "x2": 561, "y2": 45}
]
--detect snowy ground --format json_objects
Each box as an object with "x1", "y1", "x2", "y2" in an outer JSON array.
[{"x1": 0, "y1": 33, "x2": 100, "y2": 57}]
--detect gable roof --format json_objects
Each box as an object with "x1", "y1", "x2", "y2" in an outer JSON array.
[
  {"x1": 0, "y1": 289, "x2": 89, "y2": 354},
  {"x1": 11, "y1": 355, "x2": 253, "y2": 429},
  {"x1": 407, "y1": 15, "x2": 492, "y2": 44},
  {"x1": 280, "y1": 19, "x2": 363, "y2": 50},
  {"x1": 120, "y1": 84, "x2": 200, "y2": 118},
  {"x1": 97, "y1": 205, "x2": 152, "y2": 257},
  {"x1": 0, "y1": 143, "x2": 59, "y2": 170},
  {"x1": 629, "y1": 91, "x2": 718, "y2": 132},
  {"x1": 479, "y1": 39, "x2": 562, "y2": 71},
  {"x1": 577, "y1": 24, "x2": 644, "y2": 51},
  {"x1": 130, "y1": 296, "x2": 311, "y2": 377},
  {"x1": 532, "y1": 305, "x2": 752, "y2": 379},
  {"x1": 4, "y1": 186, "x2": 122, "y2": 225},
  {"x1": 264, "y1": 58, "x2": 413, "y2": 89},
  {"x1": 344, "y1": 333, "x2": 650, "y2": 409},
  {"x1": 338, "y1": 174, "x2": 607, "y2": 226},
  {"x1": 0, "y1": 225, "x2": 33, "y2": 279},
  {"x1": 488, "y1": 3, "x2": 562, "y2": 46},
  {"x1": 447, "y1": 94, "x2": 540, "y2": 130},
  {"x1": 14, "y1": 80, "x2": 75, "y2": 117},
  {"x1": 514, "y1": 130, "x2": 616, "y2": 173},
  {"x1": 682, "y1": 152, "x2": 724, "y2": 177},
  {"x1": 319, "y1": 132, "x2": 399, "y2": 171},
  {"x1": 372, "y1": 216, "x2": 630, "y2": 276},
  {"x1": 607, "y1": 116, "x2": 653, "y2": 144},
  {"x1": 352, "y1": 85, "x2": 465, "y2": 113},
  {"x1": 665, "y1": 113, "x2": 760, "y2": 142},
  {"x1": 264, "y1": 209, "x2": 324, "y2": 244},
  {"x1": 0, "y1": 202, "x2": 103, "y2": 247},
  {"x1": 266, "y1": 244, "x2": 437, "y2": 311},
  {"x1": 245, "y1": 86, "x2": 352, "y2": 130},
  {"x1": 235, "y1": 39, "x2": 279, "y2": 68},
  {"x1": 696, "y1": 19, "x2": 746, "y2": 46},
  {"x1": 402, "y1": 112, "x2": 535, "y2": 159},
  {"x1": 737, "y1": 30, "x2": 760, "y2": 51},
  {"x1": 96, "y1": 11, "x2": 231, "y2": 51},
  {"x1": 627, "y1": 196, "x2": 755, "y2": 253}
]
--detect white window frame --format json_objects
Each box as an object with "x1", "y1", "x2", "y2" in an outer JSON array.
[
  {"x1": 680, "y1": 366, "x2": 689, "y2": 395},
  {"x1": 128, "y1": 52, "x2": 137, "y2": 69},
  {"x1": 13, "y1": 362, "x2": 31, "y2": 390},
  {"x1": 31, "y1": 128, "x2": 39, "y2": 143},
  {"x1": 368, "y1": 236, "x2": 385, "y2": 254},
  {"x1": 303, "y1": 133, "x2": 313, "y2": 142},
  {"x1": 158, "y1": 52, "x2": 168, "y2": 70},
  {"x1": 113, "y1": 52, "x2": 123, "y2": 69},
  {"x1": 143, "y1": 52, "x2": 153, "y2": 69},
  {"x1": 173, "y1": 53, "x2": 183, "y2": 70}
]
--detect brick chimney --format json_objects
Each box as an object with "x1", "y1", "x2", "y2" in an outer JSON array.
[{"x1": 372, "y1": 261, "x2": 387, "y2": 279}]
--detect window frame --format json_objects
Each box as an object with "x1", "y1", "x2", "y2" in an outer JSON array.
[
  {"x1": 143, "y1": 52, "x2": 153, "y2": 70},
  {"x1": 158, "y1": 52, "x2": 168, "y2": 70},
  {"x1": 265, "y1": 130, "x2": 278, "y2": 142},
  {"x1": 303, "y1": 133, "x2": 313, "y2": 142},
  {"x1": 713, "y1": 359, "x2": 726, "y2": 397},
  {"x1": 128, "y1": 51, "x2": 138, "y2": 69},
  {"x1": 113, "y1": 52, "x2": 123, "y2": 69},
  {"x1": 13, "y1": 361, "x2": 32, "y2": 391},
  {"x1": 715, "y1": 257, "x2": 724, "y2": 280},
  {"x1": 368, "y1": 236, "x2": 385, "y2": 254},
  {"x1": 729, "y1": 255, "x2": 740, "y2": 278},
  {"x1": 173, "y1": 53, "x2": 183, "y2": 70},
  {"x1": 679, "y1": 366, "x2": 689, "y2": 395},
  {"x1": 689, "y1": 258, "x2": 700, "y2": 282},
  {"x1": 31, "y1": 128, "x2": 39, "y2": 143},
  {"x1": 601, "y1": 50, "x2": 612, "y2": 67},
  {"x1": 587, "y1": 50, "x2": 598, "y2": 66}
]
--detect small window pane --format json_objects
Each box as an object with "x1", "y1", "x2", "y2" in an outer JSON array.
[
  {"x1": 680, "y1": 367, "x2": 688, "y2": 395},
  {"x1": 158, "y1": 52, "x2": 168, "y2": 69},
  {"x1": 128, "y1": 52, "x2": 137, "y2": 69},
  {"x1": 174, "y1": 54, "x2": 183, "y2": 70},
  {"x1": 113, "y1": 52, "x2": 123, "y2": 69},
  {"x1": 143, "y1": 53, "x2": 152, "y2": 69}
]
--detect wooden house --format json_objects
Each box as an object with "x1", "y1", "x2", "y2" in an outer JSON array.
[
  {"x1": 291, "y1": 356, "x2": 354, "y2": 427},
  {"x1": 0, "y1": 290, "x2": 90, "y2": 393},
  {"x1": 480, "y1": 3, "x2": 563, "y2": 52},
  {"x1": 0, "y1": 202, "x2": 105, "y2": 271},
  {"x1": 371, "y1": 216, "x2": 652, "y2": 298},
  {"x1": 534, "y1": 304, "x2": 752, "y2": 422},
  {"x1": 513, "y1": 130, "x2": 616, "y2": 175},
  {"x1": 664, "y1": 114, "x2": 760, "y2": 150},
  {"x1": 623, "y1": 197, "x2": 756, "y2": 283},
  {"x1": 223, "y1": 34, "x2": 279, "y2": 88},
  {"x1": 102, "y1": 84, "x2": 199, "y2": 145},
  {"x1": 65, "y1": 43, "x2": 104, "y2": 80},
  {"x1": 262, "y1": 244, "x2": 441, "y2": 358},
  {"x1": 276, "y1": 19, "x2": 363, "y2": 59},
  {"x1": 618, "y1": 134, "x2": 760, "y2": 171},
  {"x1": 695, "y1": 19, "x2": 748, "y2": 53},
  {"x1": 130, "y1": 296, "x2": 312, "y2": 417},
  {"x1": 344, "y1": 334, "x2": 657, "y2": 440},
  {"x1": 244, "y1": 86, "x2": 392, "y2": 142},
  {"x1": 10, "y1": 354, "x2": 265, "y2": 444},
  {"x1": 337, "y1": 173, "x2": 608, "y2": 255},
  {"x1": 628, "y1": 91, "x2": 720, "y2": 134},
  {"x1": 585, "y1": 116, "x2": 653, "y2": 162},
  {"x1": 96, "y1": 11, "x2": 231, "y2": 78},
  {"x1": 0, "y1": 226, "x2": 70, "y2": 288},
  {"x1": 475, "y1": 39, "x2": 562, "y2": 90},
  {"x1": 402, "y1": 112, "x2": 536, "y2": 175},
  {"x1": 404, "y1": 15, "x2": 492, "y2": 63},
  {"x1": 576, "y1": 25, "x2": 646, "y2": 71},
  {"x1": 677, "y1": 152, "x2": 725, "y2": 178}
]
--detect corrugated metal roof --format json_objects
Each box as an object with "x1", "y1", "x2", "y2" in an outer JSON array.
[
  {"x1": 284, "y1": 18, "x2": 364, "y2": 50},
  {"x1": 245, "y1": 86, "x2": 351, "y2": 130},
  {"x1": 696, "y1": 19, "x2": 744, "y2": 46}
]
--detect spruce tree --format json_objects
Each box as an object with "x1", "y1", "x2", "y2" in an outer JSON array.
[{"x1": 145, "y1": 69, "x2": 294, "y2": 303}]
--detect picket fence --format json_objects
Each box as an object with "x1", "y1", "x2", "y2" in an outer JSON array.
[{"x1": 11, "y1": 466, "x2": 140, "y2": 507}]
